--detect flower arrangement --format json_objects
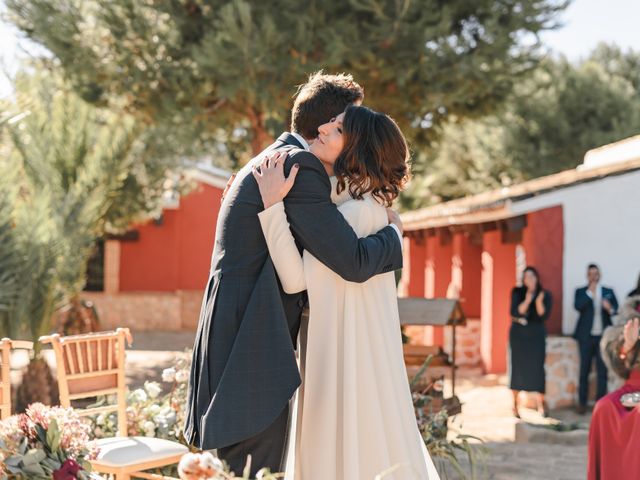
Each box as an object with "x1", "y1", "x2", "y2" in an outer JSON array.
[
  {"x1": 89, "y1": 351, "x2": 191, "y2": 441},
  {"x1": 0, "y1": 403, "x2": 98, "y2": 479}
]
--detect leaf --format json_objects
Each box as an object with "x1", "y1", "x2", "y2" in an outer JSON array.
[
  {"x1": 22, "y1": 448, "x2": 47, "y2": 465},
  {"x1": 21, "y1": 462, "x2": 47, "y2": 476},
  {"x1": 47, "y1": 418, "x2": 61, "y2": 451},
  {"x1": 42, "y1": 456, "x2": 62, "y2": 470},
  {"x1": 409, "y1": 355, "x2": 433, "y2": 389},
  {"x1": 34, "y1": 423, "x2": 47, "y2": 444},
  {"x1": 3, "y1": 455, "x2": 23, "y2": 467},
  {"x1": 18, "y1": 437, "x2": 28, "y2": 455}
]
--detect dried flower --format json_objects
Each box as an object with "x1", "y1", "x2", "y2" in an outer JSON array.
[
  {"x1": 131, "y1": 388, "x2": 148, "y2": 403},
  {"x1": 162, "y1": 367, "x2": 177, "y2": 383},
  {"x1": 145, "y1": 381, "x2": 162, "y2": 399},
  {"x1": 143, "y1": 420, "x2": 156, "y2": 437}
]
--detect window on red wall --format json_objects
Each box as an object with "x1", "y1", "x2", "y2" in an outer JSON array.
[{"x1": 84, "y1": 239, "x2": 104, "y2": 292}]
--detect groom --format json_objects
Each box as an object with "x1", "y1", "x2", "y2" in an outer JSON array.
[{"x1": 184, "y1": 73, "x2": 404, "y2": 475}]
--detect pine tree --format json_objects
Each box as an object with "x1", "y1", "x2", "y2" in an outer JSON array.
[{"x1": 6, "y1": 0, "x2": 568, "y2": 159}]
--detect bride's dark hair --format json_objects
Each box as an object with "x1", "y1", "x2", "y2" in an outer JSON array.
[{"x1": 333, "y1": 105, "x2": 410, "y2": 207}]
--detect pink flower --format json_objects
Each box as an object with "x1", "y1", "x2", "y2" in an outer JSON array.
[{"x1": 53, "y1": 459, "x2": 82, "y2": 480}]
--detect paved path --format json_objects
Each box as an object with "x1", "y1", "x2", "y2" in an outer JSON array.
[{"x1": 446, "y1": 374, "x2": 589, "y2": 479}]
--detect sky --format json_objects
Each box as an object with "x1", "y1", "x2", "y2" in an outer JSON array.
[{"x1": 1, "y1": 0, "x2": 640, "y2": 99}]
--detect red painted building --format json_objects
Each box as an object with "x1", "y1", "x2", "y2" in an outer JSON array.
[
  {"x1": 84, "y1": 165, "x2": 231, "y2": 331},
  {"x1": 399, "y1": 136, "x2": 640, "y2": 376}
]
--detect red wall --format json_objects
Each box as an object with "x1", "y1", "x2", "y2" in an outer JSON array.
[
  {"x1": 481, "y1": 230, "x2": 517, "y2": 374},
  {"x1": 521, "y1": 206, "x2": 564, "y2": 334},
  {"x1": 119, "y1": 183, "x2": 223, "y2": 291},
  {"x1": 452, "y1": 233, "x2": 482, "y2": 318},
  {"x1": 404, "y1": 236, "x2": 427, "y2": 297},
  {"x1": 424, "y1": 236, "x2": 452, "y2": 346}
]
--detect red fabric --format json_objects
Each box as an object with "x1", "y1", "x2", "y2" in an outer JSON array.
[{"x1": 588, "y1": 370, "x2": 640, "y2": 479}]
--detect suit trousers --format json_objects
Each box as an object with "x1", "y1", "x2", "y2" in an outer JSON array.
[
  {"x1": 578, "y1": 335, "x2": 608, "y2": 406},
  {"x1": 217, "y1": 403, "x2": 290, "y2": 477}
]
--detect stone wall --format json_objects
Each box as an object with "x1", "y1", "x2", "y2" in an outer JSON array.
[
  {"x1": 403, "y1": 319, "x2": 482, "y2": 367},
  {"x1": 443, "y1": 318, "x2": 482, "y2": 366},
  {"x1": 520, "y1": 335, "x2": 579, "y2": 409},
  {"x1": 83, "y1": 290, "x2": 203, "y2": 331}
]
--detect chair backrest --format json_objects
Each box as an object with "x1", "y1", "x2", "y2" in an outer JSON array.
[
  {"x1": 0, "y1": 338, "x2": 34, "y2": 420},
  {"x1": 40, "y1": 328, "x2": 132, "y2": 436}
]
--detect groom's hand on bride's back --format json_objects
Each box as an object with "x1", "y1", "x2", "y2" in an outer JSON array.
[{"x1": 386, "y1": 208, "x2": 403, "y2": 236}]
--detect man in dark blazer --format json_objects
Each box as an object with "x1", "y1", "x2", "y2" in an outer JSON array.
[
  {"x1": 574, "y1": 263, "x2": 619, "y2": 414},
  {"x1": 184, "y1": 73, "x2": 404, "y2": 475}
]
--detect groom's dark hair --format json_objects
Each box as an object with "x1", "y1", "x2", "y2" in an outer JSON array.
[{"x1": 291, "y1": 71, "x2": 364, "y2": 140}]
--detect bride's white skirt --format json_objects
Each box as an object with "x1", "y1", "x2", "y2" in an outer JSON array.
[{"x1": 284, "y1": 256, "x2": 441, "y2": 480}]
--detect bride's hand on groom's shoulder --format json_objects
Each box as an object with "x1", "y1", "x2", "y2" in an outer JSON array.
[
  {"x1": 252, "y1": 150, "x2": 300, "y2": 209},
  {"x1": 386, "y1": 207, "x2": 403, "y2": 235}
]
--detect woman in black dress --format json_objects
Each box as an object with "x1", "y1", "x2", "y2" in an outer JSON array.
[{"x1": 509, "y1": 266, "x2": 552, "y2": 418}]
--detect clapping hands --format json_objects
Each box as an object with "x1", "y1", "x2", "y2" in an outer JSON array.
[{"x1": 623, "y1": 318, "x2": 640, "y2": 355}]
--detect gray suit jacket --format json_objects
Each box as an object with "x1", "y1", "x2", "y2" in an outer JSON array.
[{"x1": 184, "y1": 133, "x2": 403, "y2": 449}]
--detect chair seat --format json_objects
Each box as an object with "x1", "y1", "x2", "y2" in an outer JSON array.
[{"x1": 93, "y1": 436, "x2": 188, "y2": 467}]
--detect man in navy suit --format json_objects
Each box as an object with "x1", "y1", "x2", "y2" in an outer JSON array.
[{"x1": 573, "y1": 264, "x2": 619, "y2": 414}]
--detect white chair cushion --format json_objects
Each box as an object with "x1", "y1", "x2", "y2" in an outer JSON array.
[{"x1": 94, "y1": 436, "x2": 189, "y2": 467}]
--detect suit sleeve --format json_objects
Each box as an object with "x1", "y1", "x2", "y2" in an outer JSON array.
[
  {"x1": 610, "y1": 289, "x2": 619, "y2": 314},
  {"x1": 258, "y1": 202, "x2": 306, "y2": 294},
  {"x1": 282, "y1": 151, "x2": 402, "y2": 283},
  {"x1": 574, "y1": 288, "x2": 592, "y2": 312}
]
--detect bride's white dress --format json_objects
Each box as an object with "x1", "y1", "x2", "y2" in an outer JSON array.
[{"x1": 258, "y1": 178, "x2": 440, "y2": 480}]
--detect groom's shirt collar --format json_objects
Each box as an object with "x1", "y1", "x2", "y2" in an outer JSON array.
[{"x1": 291, "y1": 132, "x2": 310, "y2": 151}]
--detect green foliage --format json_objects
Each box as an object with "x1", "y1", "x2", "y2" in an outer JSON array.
[
  {"x1": 504, "y1": 48, "x2": 640, "y2": 177},
  {"x1": 402, "y1": 43, "x2": 640, "y2": 208},
  {"x1": 401, "y1": 115, "x2": 523, "y2": 208},
  {"x1": 0, "y1": 142, "x2": 62, "y2": 341},
  {"x1": 5, "y1": 0, "x2": 568, "y2": 159},
  {"x1": 0, "y1": 70, "x2": 145, "y2": 340}
]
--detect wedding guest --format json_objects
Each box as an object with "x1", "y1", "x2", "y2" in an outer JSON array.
[
  {"x1": 509, "y1": 266, "x2": 552, "y2": 418},
  {"x1": 574, "y1": 264, "x2": 619, "y2": 414},
  {"x1": 588, "y1": 294, "x2": 640, "y2": 480}
]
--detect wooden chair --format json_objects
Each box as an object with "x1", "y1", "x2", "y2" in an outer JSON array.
[
  {"x1": 0, "y1": 338, "x2": 34, "y2": 420},
  {"x1": 40, "y1": 328, "x2": 188, "y2": 480}
]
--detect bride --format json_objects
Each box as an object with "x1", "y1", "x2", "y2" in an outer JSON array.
[{"x1": 252, "y1": 105, "x2": 440, "y2": 480}]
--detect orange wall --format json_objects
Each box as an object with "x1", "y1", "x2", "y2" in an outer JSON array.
[
  {"x1": 480, "y1": 230, "x2": 516, "y2": 374},
  {"x1": 521, "y1": 206, "x2": 564, "y2": 335},
  {"x1": 404, "y1": 236, "x2": 427, "y2": 297},
  {"x1": 452, "y1": 233, "x2": 482, "y2": 318},
  {"x1": 119, "y1": 183, "x2": 222, "y2": 291},
  {"x1": 424, "y1": 236, "x2": 451, "y2": 346}
]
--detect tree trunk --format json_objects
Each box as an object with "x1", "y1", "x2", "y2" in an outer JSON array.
[
  {"x1": 247, "y1": 107, "x2": 273, "y2": 156},
  {"x1": 15, "y1": 356, "x2": 59, "y2": 413}
]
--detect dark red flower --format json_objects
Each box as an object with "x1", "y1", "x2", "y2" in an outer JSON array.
[{"x1": 53, "y1": 459, "x2": 82, "y2": 480}]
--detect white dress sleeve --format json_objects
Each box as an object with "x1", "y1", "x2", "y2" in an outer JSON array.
[{"x1": 258, "y1": 201, "x2": 307, "y2": 294}]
